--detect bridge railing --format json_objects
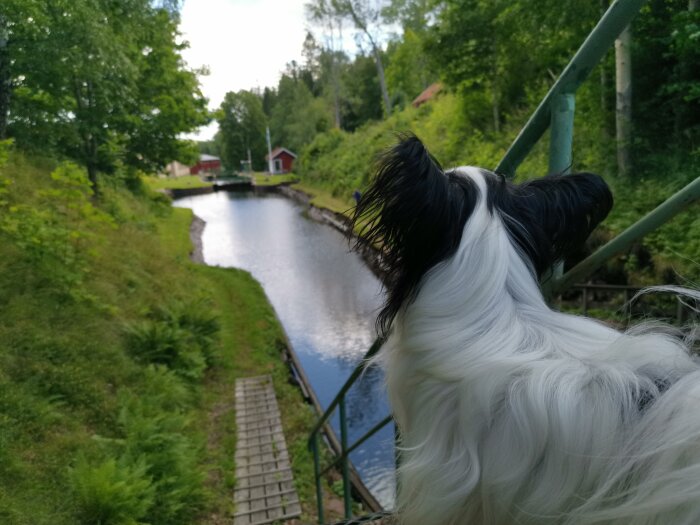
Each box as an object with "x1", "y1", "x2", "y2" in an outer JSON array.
[
  {"x1": 311, "y1": 0, "x2": 700, "y2": 522},
  {"x1": 308, "y1": 338, "x2": 388, "y2": 523}
]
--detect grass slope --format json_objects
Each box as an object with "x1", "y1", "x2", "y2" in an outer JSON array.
[
  {"x1": 0, "y1": 148, "x2": 325, "y2": 524},
  {"x1": 146, "y1": 174, "x2": 211, "y2": 190},
  {"x1": 297, "y1": 93, "x2": 700, "y2": 285}
]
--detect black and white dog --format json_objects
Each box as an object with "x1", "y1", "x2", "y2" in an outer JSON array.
[{"x1": 351, "y1": 135, "x2": 700, "y2": 525}]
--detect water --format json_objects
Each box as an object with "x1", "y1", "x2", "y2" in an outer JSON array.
[{"x1": 174, "y1": 191, "x2": 396, "y2": 508}]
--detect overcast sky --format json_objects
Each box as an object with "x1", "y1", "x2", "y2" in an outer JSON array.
[{"x1": 179, "y1": 0, "x2": 310, "y2": 141}]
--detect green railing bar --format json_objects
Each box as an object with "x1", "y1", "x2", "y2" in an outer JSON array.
[
  {"x1": 495, "y1": 0, "x2": 646, "y2": 178},
  {"x1": 320, "y1": 415, "x2": 394, "y2": 477},
  {"x1": 548, "y1": 176, "x2": 700, "y2": 295},
  {"x1": 307, "y1": 337, "x2": 384, "y2": 443},
  {"x1": 312, "y1": 433, "x2": 325, "y2": 524},
  {"x1": 548, "y1": 93, "x2": 576, "y2": 175},
  {"x1": 339, "y1": 398, "x2": 352, "y2": 519}
]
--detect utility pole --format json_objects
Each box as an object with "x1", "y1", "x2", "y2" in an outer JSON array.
[{"x1": 266, "y1": 126, "x2": 274, "y2": 173}]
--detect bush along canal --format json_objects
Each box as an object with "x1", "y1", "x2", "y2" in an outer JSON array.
[{"x1": 174, "y1": 190, "x2": 396, "y2": 509}]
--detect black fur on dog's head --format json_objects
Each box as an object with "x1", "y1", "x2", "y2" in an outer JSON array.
[{"x1": 351, "y1": 134, "x2": 613, "y2": 336}]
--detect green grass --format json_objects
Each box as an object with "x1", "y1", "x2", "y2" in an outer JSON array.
[
  {"x1": 292, "y1": 181, "x2": 354, "y2": 217},
  {"x1": 0, "y1": 150, "x2": 325, "y2": 524},
  {"x1": 296, "y1": 92, "x2": 700, "y2": 285},
  {"x1": 253, "y1": 173, "x2": 300, "y2": 186},
  {"x1": 145, "y1": 175, "x2": 211, "y2": 190}
]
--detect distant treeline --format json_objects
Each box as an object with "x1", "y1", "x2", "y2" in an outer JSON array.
[{"x1": 207, "y1": 0, "x2": 698, "y2": 178}]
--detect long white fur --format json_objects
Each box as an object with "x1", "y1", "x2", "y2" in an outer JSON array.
[{"x1": 379, "y1": 168, "x2": 700, "y2": 525}]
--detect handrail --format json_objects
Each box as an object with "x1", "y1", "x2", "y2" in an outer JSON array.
[
  {"x1": 307, "y1": 337, "x2": 384, "y2": 439},
  {"x1": 308, "y1": 336, "x2": 390, "y2": 524}
]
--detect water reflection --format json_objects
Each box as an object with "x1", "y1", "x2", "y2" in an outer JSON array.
[{"x1": 174, "y1": 191, "x2": 395, "y2": 508}]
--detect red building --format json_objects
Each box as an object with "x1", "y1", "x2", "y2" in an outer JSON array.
[
  {"x1": 265, "y1": 147, "x2": 297, "y2": 174},
  {"x1": 190, "y1": 154, "x2": 221, "y2": 175}
]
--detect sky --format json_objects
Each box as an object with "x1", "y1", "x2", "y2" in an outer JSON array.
[{"x1": 179, "y1": 0, "x2": 310, "y2": 141}]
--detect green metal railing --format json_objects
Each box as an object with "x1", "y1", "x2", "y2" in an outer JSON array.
[
  {"x1": 310, "y1": 0, "x2": 700, "y2": 522},
  {"x1": 309, "y1": 338, "x2": 387, "y2": 523}
]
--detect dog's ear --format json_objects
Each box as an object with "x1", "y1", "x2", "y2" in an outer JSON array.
[
  {"x1": 352, "y1": 134, "x2": 479, "y2": 335},
  {"x1": 493, "y1": 172, "x2": 613, "y2": 277}
]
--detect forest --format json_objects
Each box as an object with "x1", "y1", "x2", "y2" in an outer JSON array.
[{"x1": 208, "y1": 0, "x2": 700, "y2": 284}]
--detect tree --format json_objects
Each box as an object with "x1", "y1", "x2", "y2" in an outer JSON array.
[
  {"x1": 0, "y1": 0, "x2": 43, "y2": 139},
  {"x1": 334, "y1": 0, "x2": 392, "y2": 115},
  {"x1": 615, "y1": 24, "x2": 632, "y2": 176},
  {"x1": 385, "y1": 28, "x2": 434, "y2": 108},
  {"x1": 121, "y1": 8, "x2": 209, "y2": 173},
  {"x1": 307, "y1": 0, "x2": 393, "y2": 116},
  {"x1": 425, "y1": 0, "x2": 600, "y2": 132},
  {"x1": 6, "y1": 0, "x2": 207, "y2": 189},
  {"x1": 305, "y1": 3, "x2": 345, "y2": 128},
  {"x1": 269, "y1": 70, "x2": 331, "y2": 153},
  {"x1": 340, "y1": 53, "x2": 383, "y2": 130},
  {"x1": 217, "y1": 90, "x2": 267, "y2": 171}
]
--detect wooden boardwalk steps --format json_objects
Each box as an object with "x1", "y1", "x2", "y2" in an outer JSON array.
[{"x1": 234, "y1": 376, "x2": 301, "y2": 525}]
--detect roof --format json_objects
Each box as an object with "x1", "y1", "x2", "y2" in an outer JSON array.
[
  {"x1": 412, "y1": 82, "x2": 442, "y2": 108},
  {"x1": 265, "y1": 147, "x2": 297, "y2": 161},
  {"x1": 199, "y1": 154, "x2": 220, "y2": 162}
]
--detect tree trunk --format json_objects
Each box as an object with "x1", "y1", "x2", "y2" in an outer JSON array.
[
  {"x1": 615, "y1": 25, "x2": 632, "y2": 176},
  {"x1": 492, "y1": 91, "x2": 500, "y2": 133},
  {"x1": 0, "y1": 19, "x2": 10, "y2": 140},
  {"x1": 331, "y1": 54, "x2": 342, "y2": 128},
  {"x1": 86, "y1": 162, "x2": 99, "y2": 194},
  {"x1": 690, "y1": 0, "x2": 698, "y2": 10},
  {"x1": 600, "y1": 0, "x2": 609, "y2": 114},
  {"x1": 371, "y1": 44, "x2": 391, "y2": 116}
]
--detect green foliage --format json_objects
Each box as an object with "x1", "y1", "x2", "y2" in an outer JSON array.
[
  {"x1": 298, "y1": 89, "x2": 700, "y2": 283},
  {"x1": 0, "y1": 139, "x2": 12, "y2": 166},
  {"x1": 70, "y1": 457, "x2": 155, "y2": 525},
  {"x1": 0, "y1": 161, "x2": 113, "y2": 297},
  {"x1": 5, "y1": 0, "x2": 207, "y2": 186},
  {"x1": 117, "y1": 388, "x2": 206, "y2": 524},
  {"x1": 385, "y1": 29, "x2": 434, "y2": 109},
  {"x1": 217, "y1": 90, "x2": 268, "y2": 171},
  {"x1": 124, "y1": 300, "x2": 219, "y2": 381},
  {"x1": 267, "y1": 70, "x2": 332, "y2": 153}
]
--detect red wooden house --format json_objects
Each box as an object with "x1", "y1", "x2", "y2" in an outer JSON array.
[
  {"x1": 190, "y1": 154, "x2": 221, "y2": 175},
  {"x1": 265, "y1": 147, "x2": 297, "y2": 174}
]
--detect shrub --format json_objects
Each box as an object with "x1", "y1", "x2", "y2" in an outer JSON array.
[
  {"x1": 124, "y1": 300, "x2": 219, "y2": 381},
  {"x1": 70, "y1": 456, "x2": 154, "y2": 525},
  {"x1": 117, "y1": 391, "x2": 206, "y2": 524}
]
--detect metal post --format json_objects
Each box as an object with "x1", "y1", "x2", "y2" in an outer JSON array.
[
  {"x1": 394, "y1": 423, "x2": 401, "y2": 501},
  {"x1": 339, "y1": 398, "x2": 352, "y2": 519},
  {"x1": 582, "y1": 286, "x2": 589, "y2": 315},
  {"x1": 266, "y1": 126, "x2": 274, "y2": 174},
  {"x1": 312, "y1": 433, "x2": 324, "y2": 524},
  {"x1": 549, "y1": 93, "x2": 576, "y2": 175},
  {"x1": 495, "y1": 0, "x2": 647, "y2": 177}
]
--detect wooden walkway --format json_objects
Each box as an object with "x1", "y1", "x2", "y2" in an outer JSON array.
[{"x1": 234, "y1": 376, "x2": 301, "y2": 525}]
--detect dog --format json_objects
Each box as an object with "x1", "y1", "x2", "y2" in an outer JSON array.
[{"x1": 351, "y1": 135, "x2": 700, "y2": 525}]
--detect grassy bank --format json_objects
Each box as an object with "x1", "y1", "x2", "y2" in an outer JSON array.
[
  {"x1": 252, "y1": 173, "x2": 299, "y2": 186},
  {"x1": 0, "y1": 146, "x2": 325, "y2": 523},
  {"x1": 297, "y1": 93, "x2": 700, "y2": 285},
  {"x1": 146, "y1": 174, "x2": 211, "y2": 190}
]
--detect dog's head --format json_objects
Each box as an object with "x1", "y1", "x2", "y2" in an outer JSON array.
[{"x1": 352, "y1": 134, "x2": 613, "y2": 335}]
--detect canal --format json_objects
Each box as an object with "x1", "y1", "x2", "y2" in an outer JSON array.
[{"x1": 174, "y1": 190, "x2": 395, "y2": 508}]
